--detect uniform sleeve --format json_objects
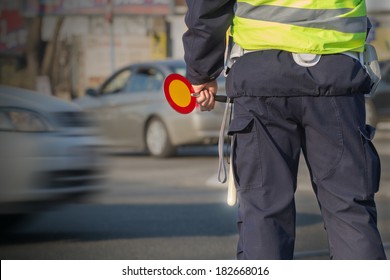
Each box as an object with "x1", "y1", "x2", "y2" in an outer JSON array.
[{"x1": 183, "y1": 0, "x2": 235, "y2": 85}]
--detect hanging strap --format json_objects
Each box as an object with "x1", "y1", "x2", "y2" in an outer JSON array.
[{"x1": 217, "y1": 98, "x2": 233, "y2": 183}]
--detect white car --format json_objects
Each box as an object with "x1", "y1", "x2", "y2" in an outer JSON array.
[
  {"x1": 74, "y1": 60, "x2": 226, "y2": 157},
  {"x1": 0, "y1": 86, "x2": 106, "y2": 225}
]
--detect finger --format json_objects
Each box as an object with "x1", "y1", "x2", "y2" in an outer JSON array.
[
  {"x1": 201, "y1": 91, "x2": 214, "y2": 107},
  {"x1": 196, "y1": 93, "x2": 207, "y2": 105},
  {"x1": 202, "y1": 101, "x2": 215, "y2": 111},
  {"x1": 200, "y1": 96, "x2": 215, "y2": 111}
]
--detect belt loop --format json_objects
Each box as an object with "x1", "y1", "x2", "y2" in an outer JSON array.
[
  {"x1": 361, "y1": 44, "x2": 381, "y2": 94},
  {"x1": 225, "y1": 44, "x2": 244, "y2": 76},
  {"x1": 292, "y1": 53, "x2": 321, "y2": 67}
]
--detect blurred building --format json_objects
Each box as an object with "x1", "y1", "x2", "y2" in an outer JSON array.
[
  {"x1": 1, "y1": 0, "x2": 388, "y2": 99},
  {"x1": 0, "y1": 0, "x2": 188, "y2": 98}
]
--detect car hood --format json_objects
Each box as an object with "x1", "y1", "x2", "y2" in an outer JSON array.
[
  {"x1": 0, "y1": 85, "x2": 81, "y2": 113},
  {"x1": 73, "y1": 95, "x2": 103, "y2": 109}
]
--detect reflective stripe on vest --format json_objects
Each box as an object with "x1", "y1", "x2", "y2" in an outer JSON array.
[{"x1": 232, "y1": 0, "x2": 367, "y2": 54}]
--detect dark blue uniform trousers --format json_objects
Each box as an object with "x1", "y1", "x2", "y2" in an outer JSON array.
[{"x1": 229, "y1": 94, "x2": 386, "y2": 260}]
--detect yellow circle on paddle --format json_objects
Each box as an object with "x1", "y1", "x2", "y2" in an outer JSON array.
[{"x1": 169, "y1": 80, "x2": 191, "y2": 107}]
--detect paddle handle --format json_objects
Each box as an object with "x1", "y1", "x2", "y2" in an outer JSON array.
[
  {"x1": 191, "y1": 94, "x2": 232, "y2": 103},
  {"x1": 215, "y1": 95, "x2": 233, "y2": 103},
  {"x1": 227, "y1": 159, "x2": 237, "y2": 206}
]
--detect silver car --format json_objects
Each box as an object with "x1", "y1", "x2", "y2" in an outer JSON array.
[
  {"x1": 74, "y1": 60, "x2": 226, "y2": 157},
  {"x1": 0, "y1": 86, "x2": 105, "y2": 225}
]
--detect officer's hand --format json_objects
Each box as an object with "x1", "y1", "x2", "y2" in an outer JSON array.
[{"x1": 191, "y1": 80, "x2": 218, "y2": 111}]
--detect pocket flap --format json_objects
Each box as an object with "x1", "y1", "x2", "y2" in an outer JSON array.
[
  {"x1": 359, "y1": 124, "x2": 376, "y2": 141},
  {"x1": 228, "y1": 115, "x2": 254, "y2": 135}
]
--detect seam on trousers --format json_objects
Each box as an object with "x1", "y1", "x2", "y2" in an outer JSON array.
[{"x1": 312, "y1": 96, "x2": 345, "y2": 183}]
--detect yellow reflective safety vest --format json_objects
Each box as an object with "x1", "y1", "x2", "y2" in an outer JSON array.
[{"x1": 232, "y1": 0, "x2": 368, "y2": 54}]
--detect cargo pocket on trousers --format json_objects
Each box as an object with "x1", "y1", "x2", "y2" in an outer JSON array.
[
  {"x1": 358, "y1": 124, "x2": 381, "y2": 194},
  {"x1": 228, "y1": 115, "x2": 262, "y2": 190}
]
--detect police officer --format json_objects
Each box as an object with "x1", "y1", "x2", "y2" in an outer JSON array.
[{"x1": 183, "y1": 0, "x2": 387, "y2": 260}]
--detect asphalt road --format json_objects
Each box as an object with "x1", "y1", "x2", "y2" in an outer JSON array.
[{"x1": 1, "y1": 128, "x2": 390, "y2": 260}]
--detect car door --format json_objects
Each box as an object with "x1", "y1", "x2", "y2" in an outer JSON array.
[
  {"x1": 94, "y1": 67, "x2": 133, "y2": 146},
  {"x1": 99, "y1": 65, "x2": 165, "y2": 148}
]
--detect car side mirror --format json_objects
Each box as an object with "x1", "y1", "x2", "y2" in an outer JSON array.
[{"x1": 85, "y1": 88, "x2": 99, "y2": 97}]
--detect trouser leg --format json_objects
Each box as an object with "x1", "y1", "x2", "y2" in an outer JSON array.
[
  {"x1": 231, "y1": 97, "x2": 301, "y2": 260},
  {"x1": 302, "y1": 95, "x2": 386, "y2": 259}
]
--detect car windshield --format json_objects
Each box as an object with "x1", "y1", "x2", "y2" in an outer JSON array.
[
  {"x1": 167, "y1": 63, "x2": 226, "y2": 89},
  {"x1": 168, "y1": 65, "x2": 186, "y2": 76}
]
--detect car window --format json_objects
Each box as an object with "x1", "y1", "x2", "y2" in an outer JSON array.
[
  {"x1": 168, "y1": 65, "x2": 186, "y2": 76},
  {"x1": 101, "y1": 69, "x2": 132, "y2": 95},
  {"x1": 125, "y1": 68, "x2": 164, "y2": 93}
]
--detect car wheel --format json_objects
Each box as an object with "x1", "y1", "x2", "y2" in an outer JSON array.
[
  {"x1": 145, "y1": 117, "x2": 175, "y2": 157},
  {"x1": 365, "y1": 98, "x2": 378, "y2": 128}
]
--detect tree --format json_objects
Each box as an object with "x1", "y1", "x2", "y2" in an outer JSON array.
[{"x1": 24, "y1": 1, "x2": 64, "y2": 95}]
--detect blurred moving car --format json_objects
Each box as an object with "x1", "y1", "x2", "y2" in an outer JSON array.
[
  {"x1": 366, "y1": 60, "x2": 390, "y2": 127},
  {"x1": 0, "y1": 86, "x2": 105, "y2": 226},
  {"x1": 74, "y1": 60, "x2": 226, "y2": 157}
]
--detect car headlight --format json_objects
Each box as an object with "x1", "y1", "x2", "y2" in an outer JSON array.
[{"x1": 0, "y1": 109, "x2": 52, "y2": 132}]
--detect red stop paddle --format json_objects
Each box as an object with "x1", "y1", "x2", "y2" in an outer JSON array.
[
  {"x1": 164, "y1": 73, "x2": 228, "y2": 114},
  {"x1": 164, "y1": 73, "x2": 197, "y2": 114}
]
